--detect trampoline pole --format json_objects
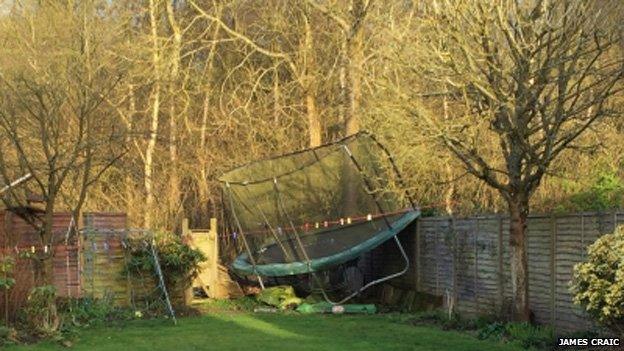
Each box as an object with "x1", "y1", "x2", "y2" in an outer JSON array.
[
  {"x1": 271, "y1": 177, "x2": 335, "y2": 303},
  {"x1": 225, "y1": 183, "x2": 265, "y2": 290},
  {"x1": 238, "y1": 185, "x2": 294, "y2": 262},
  {"x1": 342, "y1": 145, "x2": 393, "y2": 230},
  {"x1": 331, "y1": 144, "x2": 413, "y2": 304},
  {"x1": 332, "y1": 235, "x2": 410, "y2": 305}
]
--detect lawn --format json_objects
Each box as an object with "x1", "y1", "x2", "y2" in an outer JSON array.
[{"x1": 8, "y1": 312, "x2": 527, "y2": 351}]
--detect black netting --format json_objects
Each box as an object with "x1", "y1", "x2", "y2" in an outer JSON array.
[{"x1": 220, "y1": 133, "x2": 412, "y2": 268}]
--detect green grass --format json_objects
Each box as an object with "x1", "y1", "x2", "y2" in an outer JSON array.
[{"x1": 7, "y1": 311, "x2": 527, "y2": 351}]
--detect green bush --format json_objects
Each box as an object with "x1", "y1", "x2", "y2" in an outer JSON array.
[
  {"x1": 59, "y1": 295, "x2": 134, "y2": 328},
  {"x1": 0, "y1": 325, "x2": 18, "y2": 346},
  {"x1": 125, "y1": 232, "x2": 206, "y2": 304},
  {"x1": 0, "y1": 257, "x2": 15, "y2": 291},
  {"x1": 571, "y1": 225, "x2": 624, "y2": 334},
  {"x1": 567, "y1": 171, "x2": 624, "y2": 211}
]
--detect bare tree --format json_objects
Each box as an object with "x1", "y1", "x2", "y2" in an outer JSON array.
[
  {"x1": 409, "y1": 0, "x2": 624, "y2": 320},
  {"x1": 305, "y1": 0, "x2": 374, "y2": 136},
  {"x1": 0, "y1": 0, "x2": 126, "y2": 285}
]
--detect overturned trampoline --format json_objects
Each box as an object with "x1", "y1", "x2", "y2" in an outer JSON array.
[{"x1": 220, "y1": 132, "x2": 420, "y2": 303}]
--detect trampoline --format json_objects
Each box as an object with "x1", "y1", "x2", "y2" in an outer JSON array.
[{"x1": 220, "y1": 132, "x2": 419, "y2": 303}]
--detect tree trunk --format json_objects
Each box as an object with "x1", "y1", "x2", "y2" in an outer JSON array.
[
  {"x1": 508, "y1": 195, "x2": 530, "y2": 321},
  {"x1": 144, "y1": 0, "x2": 161, "y2": 229},
  {"x1": 306, "y1": 93, "x2": 321, "y2": 147},
  {"x1": 344, "y1": 29, "x2": 363, "y2": 136},
  {"x1": 443, "y1": 92, "x2": 454, "y2": 215},
  {"x1": 166, "y1": 0, "x2": 182, "y2": 230},
  {"x1": 302, "y1": 16, "x2": 321, "y2": 147},
  {"x1": 34, "y1": 195, "x2": 56, "y2": 286}
]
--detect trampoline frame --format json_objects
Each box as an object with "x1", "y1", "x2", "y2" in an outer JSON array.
[{"x1": 221, "y1": 131, "x2": 418, "y2": 304}]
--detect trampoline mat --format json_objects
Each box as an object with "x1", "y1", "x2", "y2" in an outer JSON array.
[{"x1": 255, "y1": 214, "x2": 403, "y2": 265}]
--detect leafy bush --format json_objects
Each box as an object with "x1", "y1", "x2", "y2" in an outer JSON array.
[
  {"x1": 477, "y1": 321, "x2": 506, "y2": 340},
  {"x1": 407, "y1": 310, "x2": 555, "y2": 349},
  {"x1": 564, "y1": 171, "x2": 624, "y2": 211},
  {"x1": 58, "y1": 295, "x2": 134, "y2": 328},
  {"x1": 125, "y1": 232, "x2": 205, "y2": 304},
  {"x1": 571, "y1": 225, "x2": 624, "y2": 334},
  {"x1": 0, "y1": 325, "x2": 18, "y2": 346},
  {"x1": 23, "y1": 285, "x2": 59, "y2": 338}
]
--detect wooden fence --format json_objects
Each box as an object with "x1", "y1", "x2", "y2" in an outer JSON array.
[
  {"x1": 0, "y1": 211, "x2": 129, "y2": 321},
  {"x1": 376, "y1": 211, "x2": 624, "y2": 333}
]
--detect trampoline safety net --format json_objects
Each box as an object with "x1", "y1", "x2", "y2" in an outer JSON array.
[{"x1": 220, "y1": 132, "x2": 418, "y2": 277}]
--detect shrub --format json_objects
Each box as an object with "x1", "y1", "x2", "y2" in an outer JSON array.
[
  {"x1": 571, "y1": 225, "x2": 624, "y2": 334},
  {"x1": 58, "y1": 294, "x2": 134, "y2": 328},
  {"x1": 0, "y1": 325, "x2": 18, "y2": 346},
  {"x1": 569, "y1": 171, "x2": 624, "y2": 211},
  {"x1": 0, "y1": 257, "x2": 15, "y2": 324},
  {"x1": 477, "y1": 321, "x2": 506, "y2": 340},
  {"x1": 23, "y1": 285, "x2": 59, "y2": 338},
  {"x1": 125, "y1": 232, "x2": 206, "y2": 305}
]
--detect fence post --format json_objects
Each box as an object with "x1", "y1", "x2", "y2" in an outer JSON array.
[
  {"x1": 497, "y1": 215, "x2": 504, "y2": 317},
  {"x1": 416, "y1": 219, "x2": 421, "y2": 291},
  {"x1": 580, "y1": 214, "x2": 585, "y2": 262},
  {"x1": 550, "y1": 214, "x2": 557, "y2": 330},
  {"x1": 210, "y1": 218, "x2": 219, "y2": 269},
  {"x1": 435, "y1": 220, "x2": 440, "y2": 296},
  {"x1": 451, "y1": 217, "x2": 457, "y2": 311},
  {"x1": 474, "y1": 218, "x2": 479, "y2": 315}
]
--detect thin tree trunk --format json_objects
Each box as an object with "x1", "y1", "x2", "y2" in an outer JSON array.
[
  {"x1": 126, "y1": 84, "x2": 136, "y2": 220},
  {"x1": 144, "y1": 0, "x2": 161, "y2": 229},
  {"x1": 443, "y1": 92, "x2": 455, "y2": 215},
  {"x1": 339, "y1": 38, "x2": 347, "y2": 126},
  {"x1": 306, "y1": 93, "x2": 321, "y2": 147},
  {"x1": 508, "y1": 195, "x2": 530, "y2": 321},
  {"x1": 302, "y1": 15, "x2": 321, "y2": 147},
  {"x1": 344, "y1": 27, "x2": 363, "y2": 136},
  {"x1": 35, "y1": 192, "x2": 56, "y2": 286},
  {"x1": 166, "y1": 0, "x2": 182, "y2": 229}
]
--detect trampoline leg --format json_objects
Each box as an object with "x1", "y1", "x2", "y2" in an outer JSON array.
[
  {"x1": 320, "y1": 234, "x2": 410, "y2": 305},
  {"x1": 258, "y1": 275, "x2": 265, "y2": 290}
]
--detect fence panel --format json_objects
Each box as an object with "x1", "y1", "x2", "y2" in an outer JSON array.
[{"x1": 378, "y1": 211, "x2": 623, "y2": 333}]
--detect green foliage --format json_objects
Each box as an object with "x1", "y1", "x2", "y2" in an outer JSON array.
[
  {"x1": 567, "y1": 171, "x2": 624, "y2": 211},
  {"x1": 23, "y1": 286, "x2": 60, "y2": 338},
  {"x1": 0, "y1": 325, "x2": 18, "y2": 346},
  {"x1": 125, "y1": 233, "x2": 206, "y2": 287},
  {"x1": 408, "y1": 310, "x2": 479, "y2": 331},
  {"x1": 504, "y1": 322, "x2": 553, "y2": 349},
  {"x1": 477, "y1": 321, "x2": 506, "y2": 340},
  {"x1": 256, "y1": 286, "x2": 303, "y2": 310},
  {"x1": 571, "y1": 225, "x2": 624, "y2": 334},
  {"x1": 408, "y1": 310, "x2": 554, "y2": 349},
  {"x1": 58, "y1": 296, "x2": 134, "y2": 328},
  {"x1": 476, "y1": 321, "x2": 554, "y2": 349},
  {"x1": 0, "y1": 257, "x2": 15, "y2": 291}
]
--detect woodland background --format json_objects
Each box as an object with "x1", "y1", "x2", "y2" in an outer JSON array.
[{"x1": 0, "y1": 0, "x2": 622, "y2": 232}]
